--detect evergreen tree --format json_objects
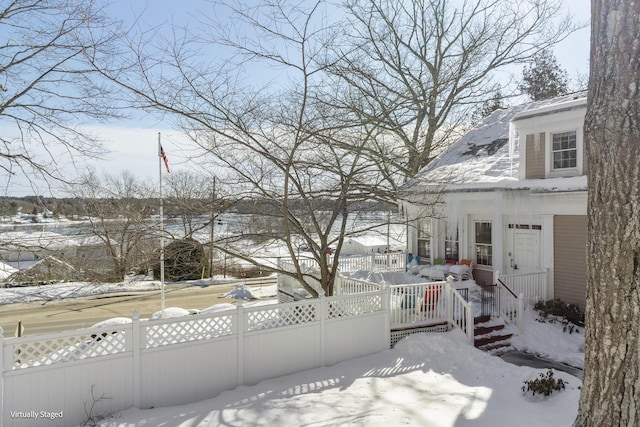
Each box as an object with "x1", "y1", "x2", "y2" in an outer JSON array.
[
  {"x1": 519, "y1": 50, "x2": 569, "y2": 101},
  {"x1": 471, "y1": 90, "x2": 506, "y2": 125}
]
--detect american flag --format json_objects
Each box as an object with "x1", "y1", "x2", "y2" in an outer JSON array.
[{"x1": 159, "y1": 144, "x2": 170, "y2": 173}]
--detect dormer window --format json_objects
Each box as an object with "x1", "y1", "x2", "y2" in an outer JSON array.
[{"x1": 552, "y1": 131, "x2": 577, "y2": 170}]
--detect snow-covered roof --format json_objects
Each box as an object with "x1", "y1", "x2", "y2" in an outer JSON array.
[
  {"x1": 0, "y1": 260, "x2": 17, "y2": 280},
  {"x1": 345, "y1": 235, "x2": 402, "y2": 248},
  {"x1": 401, "y1": 92, "x2": 588, "y2": 195}
]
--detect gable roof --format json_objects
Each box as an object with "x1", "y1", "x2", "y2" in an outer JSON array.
[{"x1": 401, "y1": 92, "x2": 588, "y2": 196}]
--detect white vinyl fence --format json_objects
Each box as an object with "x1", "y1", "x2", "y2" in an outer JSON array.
[{"x1": 1, "y1": 291, "x2": 389, "y2": 427}]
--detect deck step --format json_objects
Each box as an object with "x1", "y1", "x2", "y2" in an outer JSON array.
[
  {"x1": 474, "y1": 315, "x2": 491, "y2": 324},
  {"x1": 474, "y1": 324, "x2": 506, "y2": 336},
  {"x1": 473, "y1": 315, "x2": 513, "y2": 353},
  {"x1": 478, "y1": 341, "x2": 513, "y2": 353},
  {"x1": 474, "y1": 333, "x2": 513, "y2": 348}
]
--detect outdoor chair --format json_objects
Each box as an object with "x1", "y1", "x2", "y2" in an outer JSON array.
[
  {"x1": 421, "y1": 284, "x2": 443, "y2": 311},
  {"x1": 458, "y1": 259, "x2": 473, "y2": 280}
]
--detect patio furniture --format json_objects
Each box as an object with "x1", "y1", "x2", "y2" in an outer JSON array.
[{"x1": 421, "y1": 284, "x2": 443, "y2": 311}]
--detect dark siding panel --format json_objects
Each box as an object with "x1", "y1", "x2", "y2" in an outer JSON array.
[
  {"x1": 473, "y1": 268, "x2": 494, "y2": 286},
  {"x1": 525, "y1": 133, "x2": 546, "y2": 179},
  {"x1": 554, "y1": 215, "x2": 587, "y2": 310}
]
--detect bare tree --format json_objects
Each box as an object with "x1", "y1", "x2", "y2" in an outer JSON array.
[
  {"x1": 0, "y1": 0, "x2": 120, "y2": 193},
  {"x1": 69, "y1": 171, "x2": 155, "y2": 281},
  {"x1": 574, "y1": 1, "x2": 640, "y2": 425},
  {"x1": 333, "y1": 0, "x2": 580, "y2": 178},
  {"x1": 164, "y1": 171, "x2": 214, "y2": 239},
  {"x1": 91, "y1": 0, "x2": 403, "y2": 296}
]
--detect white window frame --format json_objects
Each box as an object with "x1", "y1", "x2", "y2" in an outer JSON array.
[
  {"x1": 546, "y1": 125, "x2": 583, "y2": 177},
  {"x1": 551, "y1": 130, "x2": 578, "y2": 172},
  {"x1": 444, "y1": 225, "x2": 459, "y2": 263},
  {"x1": 416, "y1": 218, "x2": 432, "y2": 264},
  {"x1": 474, "y1": 221, "x2": 493, "y2": 267}
]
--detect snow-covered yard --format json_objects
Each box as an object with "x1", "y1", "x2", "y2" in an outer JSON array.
[
  {"x1": 96, "y1": 324, "x2": 581, "y2": 427},
  {"x1": 0, "y1": 274, "x2": 584, "y2": 427}
]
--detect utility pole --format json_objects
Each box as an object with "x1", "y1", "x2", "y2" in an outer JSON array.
[
  {"x1": 210, "y1": 176, "x2": 216, "y2": 285},
  {"x1": 387, "y1": 210, "x2": 391, "y2": 267}
]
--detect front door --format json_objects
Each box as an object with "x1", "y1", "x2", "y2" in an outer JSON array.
[{"x1": 506, "y1": 226, "x2": 541, "y2": 275}]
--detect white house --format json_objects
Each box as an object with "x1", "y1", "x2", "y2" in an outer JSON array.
[
  {"x1": 400, "y1": 92, "x2": 588, "y2": 309},
  {"x1": 341, "y1": 235, "x2": 403, "y2": 255}
]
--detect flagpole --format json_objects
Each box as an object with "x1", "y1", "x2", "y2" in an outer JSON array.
[{"x1": 158, "y1": 132, "x2": 165, "y2": 319}]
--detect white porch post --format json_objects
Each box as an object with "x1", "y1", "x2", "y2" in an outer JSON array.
[
  {"x1": 493, "y1": 191, "x2": 505, "y2": 278},
  {"x1": 541, "y1": 214, "x2": 555, "y2": 301}
]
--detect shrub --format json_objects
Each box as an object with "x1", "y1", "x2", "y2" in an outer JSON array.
[
  {"x1": 154, "y1": 237, "x2": 208, "y2": 281},
  {"x1": 534, "y1": 298, "x2": 584, "y2": 333},
  {"x1": 522, "y1": 369, "x2": 566, "y2": 397}
]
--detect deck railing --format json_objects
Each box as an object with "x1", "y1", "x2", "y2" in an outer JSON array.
[
  {"x1": 330, "y1": 252, "x2": 406, "y2": 273},
  {"x1": 388, "y1": 281, "x2": 446, "y2": 329},
  {"x1": 334, "y1": 275, "x2": 383, "y2": 295},
  {"x1": 496, "y1": 279, "x2": 525, "y2": 332},
  {"x1": 497, "y1": 270, "x2": 548, "y2": 305},
  {"x1": 278, "y1": 255, "x2": 403, "y2": 300},
  {"x1": 448, "y1": 285, "x2": 474, "y2": 342},
  {"x1": 388, "y1": 277, "x2": 473, "y2": 342}
]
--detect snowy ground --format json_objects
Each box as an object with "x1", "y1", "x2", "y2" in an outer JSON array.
[
  {"x1": 97, "y1": 324, "x2": 582, "y2": 427},
  {"x1": 0, "y1": 273, "x2": 584, "y2": 426},
  {"x1": 0, "y1": 275, "x2": 276, "y2": 306}
]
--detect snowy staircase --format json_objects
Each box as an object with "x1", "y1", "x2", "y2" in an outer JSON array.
[{"x1": 474, "y1": 315, "x2": 513, "y2": 353}]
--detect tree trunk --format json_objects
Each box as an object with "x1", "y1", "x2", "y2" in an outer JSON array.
[{"x1": 574, "y1": 1, "x2": 640, "y2": 425}]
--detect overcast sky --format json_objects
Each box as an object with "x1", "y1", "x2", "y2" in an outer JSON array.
[{"x1": 3, "y1": 0, "x2": 590, "y2": 198}]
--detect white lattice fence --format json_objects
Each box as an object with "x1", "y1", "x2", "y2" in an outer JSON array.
[
  {"x1": 144, "y1": 313, "x2": 234, "y2": 348},
  {"x1": 328, "y1": 292, "x2": 383, "y2": 318},
  {"x1": 7, "y1": 326, "x2": 129, "y2": 369},
  {"x1": 245, "y1": 300, "x2": 319, "y2": 331},
  {"x1": 1, "y1": 290, "x2": 390, "y2": 427}
]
